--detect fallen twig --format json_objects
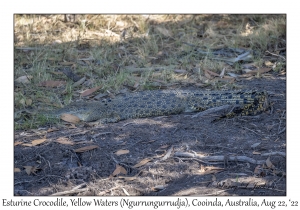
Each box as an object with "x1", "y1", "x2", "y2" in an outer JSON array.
[
  {"x1": 261, "y1": 152, "x2": 286, "y2": 157},
  {"x1": 92, "y1": 132, "x2": 112, "y2": 138},
  {"x1": 161, "y1": 146, "x2": 173, "y2": 160},
  {"x1": 51, "y1": 188, "x2": 88, "y2": 196},
  {"x1": 278, "y1": 127, "x2": 286, "y2": 135},
  {"x1": 204, "y1": 189, "x2": 229, "y2": 196},
  {"x1": 174, "y1": 152, "x2": 265, "y2": 164},
  {"x1": 123, "y1": 66, "x2": 170, "y2": 73},
  {"x1": 242, "y1": 126, "x2": 261, "y2": 136},
  {"x1": 97, "y1": 186, "x2": 120, "y2": 196},
  {"x1": 265, "y1": 50, "x2": 286, "y2": 60},
  {"x1": 174, "y1": 157, "x2": 218, "y2": 165}
]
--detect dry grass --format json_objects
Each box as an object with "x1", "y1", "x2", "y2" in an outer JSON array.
[{"x1": 14, "y1": 14, "x2": 286, "y2": 130}]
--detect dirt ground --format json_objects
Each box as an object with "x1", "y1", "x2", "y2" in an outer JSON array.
[{"x1": 14, "y1": 77, "x2": 286, "y2": 196}]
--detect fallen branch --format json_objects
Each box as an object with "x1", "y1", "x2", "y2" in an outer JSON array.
[
  {"x1": 174, "y1": 157, "x2": 218, "y2": 165},
  {"x1": 261, "y1": 152, "x2": 286, "y2": 157},
  {"x1": 174, "y1": 152, "x2": 265, "y2": 164},
  {"x1": 211, "y1": 179, "x2": 285, "y2": 192},
  {"x1": 204, "y1": 189, "x2": 229, "y2": 196},
  {"x1": 123, "y1": 66, "x2": 175, "y2": 74},
  {"x1": 51, "y1": 188, "x2": 88, "y2": 196},
  {"x1": 265, "y1": 50, "x2": 286, "y2": 60},
  {"x1": 51, "y1": 183, "x2": 88, "y2": 196},
  {"x1": 97, "y1": 186, "x2": 120, "y2": 196}
]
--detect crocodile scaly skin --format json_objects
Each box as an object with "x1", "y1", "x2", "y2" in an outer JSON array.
[{"x1": 44, "y1": 90, "x2": 269, "y2": 123}]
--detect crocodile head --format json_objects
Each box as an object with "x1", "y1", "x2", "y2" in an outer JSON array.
[{"x1": 43, "y1": 102, "x2": 98, "y2": 121}]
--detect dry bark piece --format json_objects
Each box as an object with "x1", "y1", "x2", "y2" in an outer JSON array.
[
  {"x1": 115, "y1": 149, "x2": 130, "y2": 156},
  {"x1": 204, "y1": 70, "x2": 213, "y2": 79},
  {"x1": 72, "y1": 77, "x2": 86, "y2": 87},
  {"x1": 55, "y1": 137, "x2": 74, "y2": 145},
  {"x1": 111, "y1": 165, "x2": 127, "y2": 176},
  {"x1": 31, "y1": 139, "x2": 46, "y2": 146},
  {"x1": 74, "y1": 145, "x2": 99, "y2": 153},
  {"x1": 60, "y1": 61, "x2": 76, "y2": 66},
  {"x1": 161, "y1": 146, "x2": 173, "y2": 160},
  {"x1": 204, "y1": 69, "x2": 220, "y2": 77},
  {"x1": 80, "y1": 86, "x2": 102, "y2": 97},
  {"x1": 23, "y1": 166, "x2": 40, "y2": 175},
  {"x1": 47, "y1": 127, "x2": 59, "y2": 133},
  {"x1": 198, "y1": 166, "x2": 224, "y2": 175},
  {"x1": 14, "y1": 141, "x2": 23, "y2": 146},
  {"x1": 266, "y1": 157, "x2": 275, "y2": 169},
  {"x1": 133, "y1": 158, "x2": 152, "y2": 168},
  {"x1": 244, "y1": 68, "x2": 272, "y2": 75},
  {"x1": 14, "y1": 168, "x2": 21, "y2": 172},
  {"x1": 152, "y1": 185, "x2": 166, "y2": 191},
  {"x1": 22, "y1": 139, "x2": 47, "y2": 147}
]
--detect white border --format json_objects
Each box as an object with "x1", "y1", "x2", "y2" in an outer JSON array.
[{"x1": 3, "y1": 0, "x2": 297, "y2": 209}]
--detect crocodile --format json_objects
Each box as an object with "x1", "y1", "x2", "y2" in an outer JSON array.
[{"x1": 44, "y1": 90, "x2": 269, "y2": 123}]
